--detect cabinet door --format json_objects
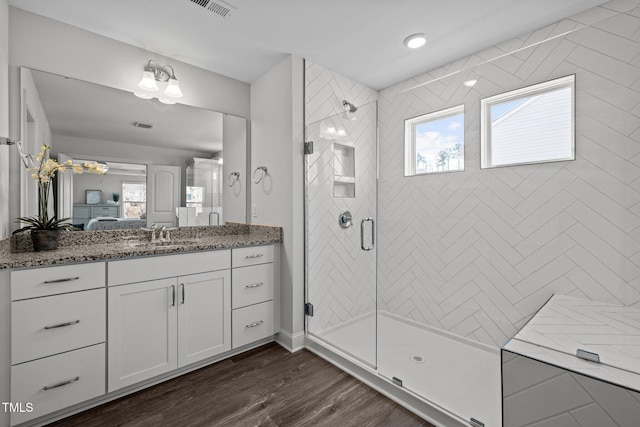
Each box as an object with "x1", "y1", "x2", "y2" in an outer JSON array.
[
  {"x1": 177, "y1": 270, "x2": 231, "y2": 367},
  {"x1": 108, "y1": 278, "x2": 177, "y2": 392}
]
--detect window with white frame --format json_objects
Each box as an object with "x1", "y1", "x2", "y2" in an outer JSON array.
[
  {"x1": 121, "y1": 182, "x2": 146, "y2": 218},
  {"x1": 480, "y1": 75, "x2": 575, "y2": 169},
  {"x1": 404, "y1": 105, "x2": 464, "y2": 176}
]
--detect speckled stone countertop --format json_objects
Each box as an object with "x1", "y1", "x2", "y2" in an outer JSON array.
[{"x1": 0, "y1": 223, "x2": 282, "y2": 270}]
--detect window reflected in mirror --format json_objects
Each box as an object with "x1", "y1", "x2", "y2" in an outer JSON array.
[{"x1": 122, "y1": 182, "x2": 146, "y2": 219}]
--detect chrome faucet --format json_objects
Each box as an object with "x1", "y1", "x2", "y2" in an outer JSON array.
[{"x1": 144, "y1": 224, "x2": 176, "y2": 244}]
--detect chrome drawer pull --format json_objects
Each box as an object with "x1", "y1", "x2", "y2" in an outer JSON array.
[
  {"x1": 43, "y1": 376, "x2": 80, "y2": 391},
  {"x1": 246, "y1": 320, "x2": 264, "y2": 328},
  {"x1": 44, "y1": 320, "x2": 80, "y2": 330},
  {"x1": 43, "y1": 276, "x2": 80, "y2": 284},
  {"x1": 245, "y1": 282, "x2": 264, "y2": 289},
  {"x1": 245, "y1": 254, "x2": 264, "y2": 259}
]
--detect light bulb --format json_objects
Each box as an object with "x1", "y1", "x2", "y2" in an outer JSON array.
[
  {"x1": 403, "y1": 33, "x2": 428, "y2": 49},
  {"x1": 164, "y1": 77, "x2": 183, "y2": 98},
  {"x1": 327, "y1": 126, "x2": 336, "y2": 134},
  {"x1": 138, "y1": 70, "x2": 159, "y2": 91},
  {"x1": 337, "y1": 128, "x2": 346, "y2": 136},
  {"x1": 134, "y1": 92, "x2": 153, "y2": 99}
]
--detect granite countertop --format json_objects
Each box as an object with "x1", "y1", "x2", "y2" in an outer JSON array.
[{"x1": 0, "y1": 223, "x2": 282, "y2": 270}]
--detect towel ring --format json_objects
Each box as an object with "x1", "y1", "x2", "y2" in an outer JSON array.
[
  {"x1": 227, "y1": 172, "x2": 240, "y2": 187},
  {"x1": 253, "y1": 166, "x2": 268, "y2": 184}
]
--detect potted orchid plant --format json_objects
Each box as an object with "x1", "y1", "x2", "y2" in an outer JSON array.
[{"x1": 14, "y1": 144, "x2": 106, "y2": 251}]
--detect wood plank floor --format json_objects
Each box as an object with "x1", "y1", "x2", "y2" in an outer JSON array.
[{"x1": 50, "y1": 343, "x2": 434, "y2": 427}]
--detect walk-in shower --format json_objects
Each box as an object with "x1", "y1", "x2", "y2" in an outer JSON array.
[
  {"x1": 304, "y1": 3, "x2": 640, "y2": 426},
  {"x1": 304, "y1": 100, "x2": 499, "y2": 426}
]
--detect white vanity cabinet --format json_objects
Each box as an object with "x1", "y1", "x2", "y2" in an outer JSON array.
[
  {"x1": 9, "y1": 262, "x2": 106, "y2": 426},
  {"x1": 4, "y1": 242, "x2": 279, "y2": 426},
  {"x1": 231, "y1": 245, "x2": 277, "y2": 348},
  {"x1": 107, "y1": 251, "x2": 232, "y2": 392}
]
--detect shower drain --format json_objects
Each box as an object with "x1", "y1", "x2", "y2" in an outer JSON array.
[{"x1": 410, "y1": 355, "x2": 425, "y2": 364}]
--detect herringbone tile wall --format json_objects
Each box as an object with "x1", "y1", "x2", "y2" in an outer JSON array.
[
  {"x1": 378, "y1": 1, "x2": 640, "y2": 348},
  {"x1": 305, "y1": 60, "x2": 378, "y2": 334}
]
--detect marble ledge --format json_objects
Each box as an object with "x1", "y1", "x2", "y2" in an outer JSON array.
[{"x1": 0, "y1": 223, "x2": 282, "y2": 270}]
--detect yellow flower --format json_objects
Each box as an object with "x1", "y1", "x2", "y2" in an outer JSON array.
[{"x1": 66, "y1": 159, "x2": 73, "y2": 166}]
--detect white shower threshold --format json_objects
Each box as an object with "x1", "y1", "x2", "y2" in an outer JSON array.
[{"x1": 306, "y1": 311, "x2": 501, "y2": 427}]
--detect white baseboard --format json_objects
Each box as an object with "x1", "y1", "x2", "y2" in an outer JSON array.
[{"x1": 276, "y1": 329, "x2": 305, "y2": 352}]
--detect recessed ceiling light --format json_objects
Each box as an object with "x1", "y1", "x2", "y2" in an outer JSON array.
[
  {"x1": 403, "y1": 33, "x2": 428, "y2": 49},
  {"x1": 463, "y1": 79, "x2": 478, "y2": 87}
]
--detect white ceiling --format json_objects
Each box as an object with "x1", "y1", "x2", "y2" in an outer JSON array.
[{"x1": 9, "y1": 0, "x2": 607, "y2": 90}]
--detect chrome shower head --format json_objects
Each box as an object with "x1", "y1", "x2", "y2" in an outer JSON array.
[{"x1": 342, "y1": 100, "x2": 357, "y2": 113}]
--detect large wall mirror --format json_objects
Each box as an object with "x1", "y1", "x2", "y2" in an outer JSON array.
[{"x1": 19, "y1": 67, "x2": 249, "y2": 231}]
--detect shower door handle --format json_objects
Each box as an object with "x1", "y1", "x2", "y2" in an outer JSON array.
[{"x1": 361, "y1": 217, "x2": 374, "y2": 251}]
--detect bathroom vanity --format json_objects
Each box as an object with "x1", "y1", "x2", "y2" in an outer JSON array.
[
  {"x1": 0, "y1": 224, "x2": 281, "y2": 426},
  {"x1": 501, "y1": 294, "x2": 640, "y2": 427}
]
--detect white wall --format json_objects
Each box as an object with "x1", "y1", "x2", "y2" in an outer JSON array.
[
  {"x1": 222, "y1": 114, "x2": 248, "y2": 223},
  {"x1": 377, "y1": 1, "x2": 640, "y2": 348},
  {"x1": 0, "y1": 0, "x2": 9, "y2": 238},
  {"x1": 7, "y1": 7, "x2": 250, "y2": 233},
  {"x1": 250, "y1": 55, "x2": 305, "y2": 350},
  {"x1": 19, "y1": 68, "x2": 53, "y2": 220}
]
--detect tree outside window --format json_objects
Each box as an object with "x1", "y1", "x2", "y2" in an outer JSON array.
[{"x1": 404, "y1": 105, "x2": 465, "y2": 176}]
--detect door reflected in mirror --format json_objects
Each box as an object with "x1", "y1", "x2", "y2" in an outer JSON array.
[{"x1": 18, "y1": 67, "x2": 248, "y2": 231}]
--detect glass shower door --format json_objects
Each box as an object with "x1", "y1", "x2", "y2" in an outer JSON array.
[{"x1": 304, "y1": 101, "x2": 377, "y2": 368}]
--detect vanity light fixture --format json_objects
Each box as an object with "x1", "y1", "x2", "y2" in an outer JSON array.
[
  {"x1": 134, "y1": 60, "x2": 184, "y2": 102},
  {"x1": 403, "y1": 33, "x2": 428, "y2": 49}
]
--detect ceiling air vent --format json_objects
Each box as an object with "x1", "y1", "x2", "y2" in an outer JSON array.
[
  {"x1": 187, "y1": 0, "x2": 237, "y2": 19},
  {"x1": 133, "y1": 121, "x2": 153, "y2": 129}
]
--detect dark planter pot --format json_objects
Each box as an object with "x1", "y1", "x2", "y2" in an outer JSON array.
[{"x1": 31, "y1": 230, "x2": 60, "y2": 251}]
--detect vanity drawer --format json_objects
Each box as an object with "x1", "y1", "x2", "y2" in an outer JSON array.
[
  {"x1": 108, "y1": 250, "x2": 230, "y2": 286},
  {"x1": 232, "y1": 245, "x2": 274, "y2": 268},
  {"x1": 232, "y1": 263, "x2": 274, "y2": 309},
  {"x1": 12, "y1": 288, "x2": 106, "y2": 365},
  {"x1": 232, "y1": 300, "x2": 274, "y2": 348},
  {"x1": 11, "y1": 343, "x2": 105, "y2": 426},
  {"x1": 73, "y1": 206, "x2": 90, "y2": 218},
  {"x1": 11, "y1": 262, "x2": 106, "y2": 301}
]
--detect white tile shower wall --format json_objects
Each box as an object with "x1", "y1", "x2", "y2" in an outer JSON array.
[
  {"x1": 305, "y1": 60, "x2": 377, "y2": 125},
  {"x1": 305, "y1": 61, "x2": 378, "y2": 333},
  {"x1": 502, "y1": 352, "x2": 640, "y2": 426},
  {"x1": 378, "y1": 0, "x2": 640, "y2": 348}
]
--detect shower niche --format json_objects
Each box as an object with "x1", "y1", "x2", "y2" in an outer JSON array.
[{"x1": 333, "y1": 143, "x2": 355, "y2": 198}]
